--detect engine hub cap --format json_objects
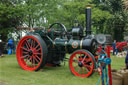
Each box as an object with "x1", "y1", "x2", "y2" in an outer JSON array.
[
  {"x1": 78, "y1": 62, "x2": 83, "y2": 67},
  {"x1": 29, "y1": 50, "x2": 33, "y2": 56}
]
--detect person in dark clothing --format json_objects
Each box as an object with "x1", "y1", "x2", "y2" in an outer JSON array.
[
  {"x1": 125, "y1": 50, "x2": 128, "y2": 69},
  {"x1": 113, "y1": 40, "x2": 118, "y2": 55}
]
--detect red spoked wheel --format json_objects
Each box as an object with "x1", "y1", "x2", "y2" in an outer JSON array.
[
  {"x1": 16, "y1": 35, "x2": 47, "y2": 71},
  {"x1": 69, "y1": 49, "x2": 96, "y2": 77}
]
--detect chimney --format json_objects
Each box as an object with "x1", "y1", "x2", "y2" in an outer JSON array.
[{"x1": 85, "y1": 7, "x2": 91, "y2": 35}]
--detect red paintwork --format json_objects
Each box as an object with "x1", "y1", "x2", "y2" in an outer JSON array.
[
  {"x1": 97, "y1": 46, "x2": 112, "y2": 85},
  {"x1": 95, "y1": 56, "x2": 98, "y2": 62},
  {"x1": 116, "y1": 42, "x2": 127, "y2": 51},
  {"x1": 107, "y1": 46, "x2": 112, "y2": 85},
  {"x1": 69, "y1": 50, "x2": 94, "y2": 77},
  {"x1": 48, "y1": 29, "x2": 51, "y2": 32},
  {"x1": 111, "y1": 41, "x2": 128, "y2": 52},
  {"x1": 16, "y1": 36, "x2": 43, "y2": 71}
]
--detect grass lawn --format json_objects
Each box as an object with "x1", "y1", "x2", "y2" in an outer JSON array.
[{"x1": 0, "y1": 54, "x2": 125, "y2": 85}]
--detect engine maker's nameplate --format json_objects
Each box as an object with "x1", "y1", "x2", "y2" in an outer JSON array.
[{"x1": 72, "y1": 41, "x2": 78, "y2": 48}]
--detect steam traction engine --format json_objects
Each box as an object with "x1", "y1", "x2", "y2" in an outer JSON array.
[{"x1": 16, "y1": 7, "x2": 98, "y2": 77}]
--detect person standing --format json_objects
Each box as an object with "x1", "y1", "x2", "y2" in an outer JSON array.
[
  {"x1": 7, "y1": 38, "x2": 15, "y2": 55},
  {"x1": 113, "y1": 40, "x2": 118, "y2": 55},
  {"x1": 125, "y1": 50, "x2": 128, "y2": 69}
]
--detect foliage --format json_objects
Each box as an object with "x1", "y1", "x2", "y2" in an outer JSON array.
[
  {"x1": 0, "y1": 0, "x2": 26, "y2": 41},
  {"x1": 0, "y1": 0, "x2": 128, "y2": 41},
  {"x1": 58, "y1": 0, "x2": 112, "y2": 32},
  {"x1": 22, "y1": 0, "x2": 64, "y2": 28},
  {"x1": 107, "y1": 0, "x2": 126, "y2": 41},
  {"x1": 92, "y1": 0, "x2": 127, "y2": 41}
]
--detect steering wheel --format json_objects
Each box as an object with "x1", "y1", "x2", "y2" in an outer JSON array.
[{"x1": 49, "y1": 23, "x2": 67, "y2": 38}]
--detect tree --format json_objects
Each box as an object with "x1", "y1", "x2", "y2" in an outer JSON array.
[
  {"x1": 92, "y1": 0, "x2": 127, "y2": 41},
  {"x1": 22, "y1": 0, "x2": 63, "y2": 28},
  {"x1": 107, "y1": 0, "x2": 126, "y2": 41},
  {"x1": 0, "y1": 0, "x2": 26, "y2": 41},
  {"x1": 56, "y1": 0, "x2": 112, "y2": 33}
]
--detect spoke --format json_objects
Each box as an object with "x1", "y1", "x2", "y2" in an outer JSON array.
[
  {"x1": 25, "y1": 56, "x2": 30, "y2": 62},
  {"x1": 34, "y1": 53, "x2": 41, "y2": 55},
  {"x1": 80, "y1": 53, "x2": 82, "y2": 56},
  {"x1": 85, "y1": 59, "x2": 91, "y2": 63},
  {"x1": 31, "y1": 57, "x2": 33, "y2": 67},
  {"x1": 77, "y1": 67, "x2": 81, "y2": 73},
  {"x1": 21, "y1": 55, "x2": 29, "y2": 59},
  {"x1": 80, "y1": 53, "x2": 82, "y2": 58},
  {"x1": 33, "y1": 40, "x2": 35, "y2": 48},
  {"x1": 85, "y1": 65, "x2": 92, "y2": 71},
  {"x1": 25, "y1": 41, "x2": 30, "y2": 50},
  {"x1": 33, "y1": 56, "x2": 40, "y2": 63},
  {"x1": 81, "y1": 67, "x2": 84, "y2": 74},
  {"x1": 31, "y1": 39, "x2": 34, "y2": 49},
  {"x1": 21, "y1": 47, "x2": 29, "y2": 52},
  {"x1": 26, "y1": 57, "x2": 31, "y2": 65},
  {"x1": 85, "y1": 64, "x2": 91, "y2": 68},
  {"x1": 72, "y1": 60, "x2": 78, "y2": 63},
  {"x1": 35, "y1": 55, "x2": 41, "y2": 61},
  {"x1": 32, "y1": 56, "x2": 35, "y2": 67},
  {"x1": 84, "y1": 65, "x2": 90, "y2": 72},
  {"x1": 74, "y1": 56, "x2": 79, "y2": 62},
  {"x1": 85, "y1": 66, "x2": 90, "y2": 72},
  {"x1": 25, "y1": 40, "x2": 31, "y2": 49},
  {"x1": 23, "y1": 51, "x2": 28, "y2": 54},
  {"x1": 34, "y1": 44, "x2": 40, "y2": 50},
  {"x1": 74, "y1": 65, "x2": 79, "y2": 69},
  {"x1": 36, "y1": 48, "x2": 41, "y2": 52},
  {"x1": 82, "y1": 55, "x2": 87, "y2": 62}
]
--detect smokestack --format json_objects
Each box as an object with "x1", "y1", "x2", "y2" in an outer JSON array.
[{"x1": 85, "y1": 7, "x2": 91, "y2": 35}]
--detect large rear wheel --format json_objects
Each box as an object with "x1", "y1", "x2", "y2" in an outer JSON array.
[
  {"x1": 16, "y1": 35, "x2": 47, "y2": 71},
  {"x1": 69, "y1": 49, "x2": 96, "y2": 77}
]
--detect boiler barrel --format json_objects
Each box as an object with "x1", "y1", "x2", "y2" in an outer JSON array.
[{"x1": 66, "y1": 39, "x2": 96, "y2": 54}]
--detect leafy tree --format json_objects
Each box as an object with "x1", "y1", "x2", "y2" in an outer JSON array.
[
  {"x1": 92, "y1": 0, "x2": 127, "y2": 41},
  {"x1": 107, "y1": 0, "x2": 126, "y2": 41},
  {"x1": 22, "y1": 0, "x2": 63, "y2": 28},
  {"x1": 57, "y1": 0, "x2": 112, "y2": 34},
  {"x1": 0, "y1": 0, "x2": 127, "y2": 42},
  {"x1": 0, "y1": 0, "x2": 26, "y2": 41}
]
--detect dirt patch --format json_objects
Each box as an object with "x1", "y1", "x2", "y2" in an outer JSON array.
[{"x1": 0, "y1": 81, "x2": 6, "y2": 85}]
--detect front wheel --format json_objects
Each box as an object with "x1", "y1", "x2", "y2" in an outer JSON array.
[{"x1": 69, "y1": 49, "x2": 96, "y2": 77}]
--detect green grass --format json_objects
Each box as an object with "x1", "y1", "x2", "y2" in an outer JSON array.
[{"x1": 0, "y1": 54, "x2": 125, "y2": 85}]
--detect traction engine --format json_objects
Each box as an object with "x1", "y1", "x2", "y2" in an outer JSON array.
[{"x1": 16, "y1": 7, "x2": 99, "y2": 77}]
